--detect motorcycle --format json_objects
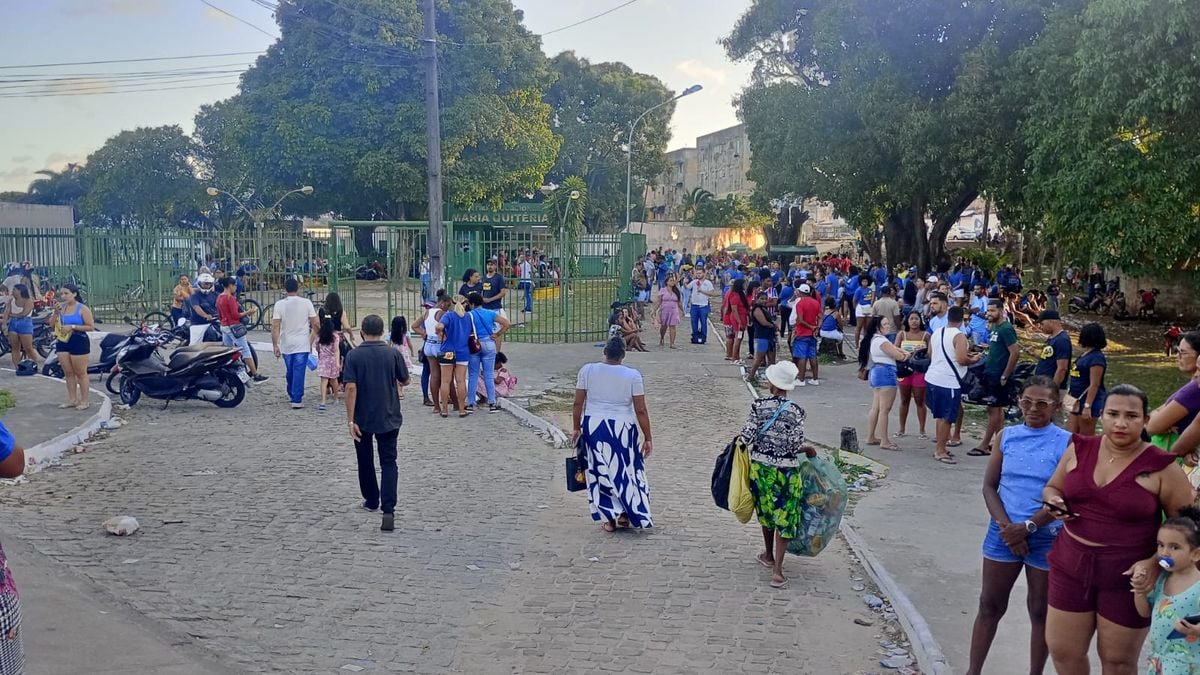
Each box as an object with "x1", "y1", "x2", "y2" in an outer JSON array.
[
  {"x1": 963, "y1": 361, "x2": 1039, "y2": 422},
  {"x1": 114, "y1": 334, "x2": 249, "y2": 408}
]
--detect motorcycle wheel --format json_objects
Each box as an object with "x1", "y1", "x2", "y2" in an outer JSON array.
[
  {"x1": 34, "y1": 331, "x2": 54, "y2": 358},
  {"x1": 213, "y1": 373, "x2": 246, "y2": 408},
  {"x1": 42, "y1": 362, "x2": 64, "y2": 379},
  {"x1": 241, "y1": 299, "x2": 263, "y2": 331},
  {"x1": 105, "y1": 371, "x2": 123, "y2": 395},
  {"x1": 0, "y1": 334, "x2": 9, "y2": 358},
  {"x1": 119, "y1": 377, "x2": 141, "y2": 406}
]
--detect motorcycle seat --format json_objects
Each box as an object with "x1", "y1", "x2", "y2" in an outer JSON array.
[{"x1": 167, "y1": 345, "x2": 236, "y2": 371}]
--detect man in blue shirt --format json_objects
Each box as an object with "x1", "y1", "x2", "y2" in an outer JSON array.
[
  {"x1": 873, "y1": 264, "x2": 888, "y2": 291},
  {"x1": 826, "y1": 270, "x2": 842, "y2": 305},
  {"x1": 1034, "y1": 310, "x2": 1072, "y2": 389},
  {"x1": 967, "y1": 283, "x2": 990, "y2": 346}
]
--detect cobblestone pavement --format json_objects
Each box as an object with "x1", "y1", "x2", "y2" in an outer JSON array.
[{"x1": 2, "y1": 336, "x2": 889, "y2": 674}]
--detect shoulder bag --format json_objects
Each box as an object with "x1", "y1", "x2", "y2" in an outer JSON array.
[
  {"x1": 712, "y1": 400, "x2": 792, "y2": 510},
  {"x1": 467, "y1": 311, "x2": 482, "y2": 354},
  {"x1": 566, "y1": 436, "x2": 589, "y2": 492}
]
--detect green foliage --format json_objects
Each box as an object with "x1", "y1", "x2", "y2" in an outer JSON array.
[
  {"x1": 196, "y1": 0, "x2": 560, "y2": 222},
  {"x1": 0, "y1": 390, "x2": 13, "y2": 416},
  {"x1": 544, "y1": 176, "x2": 588, "y2": 277},
  {"x1": 724, "y1": 0, "x2": 1068, "y2": 270},
  {"x1": 80, "y1": 126, "x2": 203, "y2": 229},
  {"x1": 957, "y1": 246, "x2": 1011, "y2": 277},
  {"x1": 1010, "y1": 0, "x2": 1200, "y2": 276},
  {"x1": 692, "y1": 194, "x2": 771, "y2": 232},
  {"x1": 544, "y1": 52, "x2": 673, "y2": 233},
  {"x1": 25, "y1": 164, "x2": 89, "y2": 221}
]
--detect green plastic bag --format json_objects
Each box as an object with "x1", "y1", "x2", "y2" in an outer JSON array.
[{"x1": 787, "y1": 455, "x2": 848, "y2": 557}]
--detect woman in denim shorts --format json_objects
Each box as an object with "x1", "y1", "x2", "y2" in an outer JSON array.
[
  {"x1": 966, "y1": 376, "x2": 1071, "y2": 675},
  {"x1": 860, "y1": 316, "x2": 910, "y2": 449}
]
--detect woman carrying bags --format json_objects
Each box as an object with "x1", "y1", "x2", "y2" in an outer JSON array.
[{"x1": 740, "y1": 360, "x2": 816, "y2": 590}]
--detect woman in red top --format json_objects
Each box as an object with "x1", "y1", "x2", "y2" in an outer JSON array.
[
  {"x1": 722, "y1": 278, "x2": 750, "y2": 364},
  {"x1": 1042, "y1": 384, "x2": 1195, "y2": 674}
]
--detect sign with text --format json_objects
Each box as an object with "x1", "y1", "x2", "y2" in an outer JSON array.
[{"x1": 450, "y1": 203, "x2": 547, "y2": 228}]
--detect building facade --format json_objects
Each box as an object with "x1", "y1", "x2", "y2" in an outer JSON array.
[{"x1": 644, "y1": 124, "x2": 753, "y2": 222}]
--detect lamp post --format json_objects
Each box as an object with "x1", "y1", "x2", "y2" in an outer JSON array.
[
  {"x1": 205, "y1": 185, "x2": 314, "y2": 282},
  {"x1": 626, "y1": 84, "x2": 702, "y2": 234}
]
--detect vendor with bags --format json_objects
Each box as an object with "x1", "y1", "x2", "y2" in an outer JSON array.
[{"x1": 741, "y1": 361, "x2": 815, "y2": 589}]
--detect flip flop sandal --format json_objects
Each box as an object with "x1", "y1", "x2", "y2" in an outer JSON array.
[
  {"x1": 880, "y1": 444, "x2": 901, "y2": 451},
  {"x1": 755, "y1": 554, "x2": 773, "y2": 568},
  {"x1": 966, "y1": 447, "x2": 991, "y2": 457},
  {"x1": 946, "y1": 440, "x2": 963, "y2": 447},
  {"x1": 770, "y1": 578, "x2": 790, "y2": 589},
  {"x1": 918, "y1": 433, "x2": 929, "y2": 440},
  {"x1": 934, "y1": 455, "x2": 958, "y2": 465},
  {"x1": 600, "y1": 522, "x2": 616, "y2": 533},
  {"x1": 865, "y1": 440, "x2": 882, "y2": 446},
  {"x1": 617, "y1": 515, "x2": 631, "y2": 528},
  {"x1": 893, "y1": 432, "x2": 906, "y2": 438}
]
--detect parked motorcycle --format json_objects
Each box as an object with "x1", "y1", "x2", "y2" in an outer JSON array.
[{"x1": 114, "y1": 335, "x2": 248, "y2": 408}]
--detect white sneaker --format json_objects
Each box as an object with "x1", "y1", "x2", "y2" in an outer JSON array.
[
  {"x1": 806, "y1": 379, "x2": 821, "y2": 386},
  {"x1": 794, "y1": 379, "x2": 806, "y2": 387}
]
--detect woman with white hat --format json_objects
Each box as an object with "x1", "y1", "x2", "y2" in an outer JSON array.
[{"x1": 740, "y1": 361, "x2": 816, "y2": 589}]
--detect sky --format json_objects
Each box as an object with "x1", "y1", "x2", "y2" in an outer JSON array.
[{"x1": 0, "y1": 0, "x2": 754, "y2": 192}]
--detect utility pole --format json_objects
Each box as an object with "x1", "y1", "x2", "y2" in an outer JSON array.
[{"x1": 422, "y1": 0, "x2": 445, "y2": 296}]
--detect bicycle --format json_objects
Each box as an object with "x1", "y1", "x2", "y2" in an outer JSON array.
[{"x1": 117, "y1": 279, "x2": 171, "y2": 327}]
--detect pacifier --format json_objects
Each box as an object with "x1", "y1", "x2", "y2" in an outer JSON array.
[{"x1": 1159, "y1": 555, "x2": 1176, "y2": 570}]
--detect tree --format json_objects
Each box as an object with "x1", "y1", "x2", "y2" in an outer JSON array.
[
  {"x1": 26, "y1": 163, "x2": 89, "y2": 221},
  {"x1": 79, "y1": 126, "x2": 204, "y2": 229},
  {"x1": 1009, "y1": 0, "x2": 1200, "y2": 276},
  {"x1": 197, "y1": 0, "x2": 561, "y2": 254},
  {"x1": 724, "y1": 0, "x2": 1070, "y2": 270},
  {"x1": 544, "y1": 176, "x2": 588, "y2": 277},
  {"x1": 543, "y1": 52, "x2": 674, "y2": 232},
  {"x1": 681, "y1": 187, "x2": 714, "y2": 220},
  {"x1": 693, "y1": 194, "x2": 772, "y2": 234}
]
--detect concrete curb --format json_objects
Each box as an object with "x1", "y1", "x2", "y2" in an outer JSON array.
[
  {"x1": 841, "y1": 523, "x2": 950, "y2": 675},
  {"x1": 712, "y1": 320, "x2": 950, "y2": 675},
  {"x1": 2, "y1": 369, "x2": 113, "y2": 474}
]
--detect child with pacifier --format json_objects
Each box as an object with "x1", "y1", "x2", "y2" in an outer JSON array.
[{"x1": 1135, "y1": 507, "x2": 1200, "y2": 674}]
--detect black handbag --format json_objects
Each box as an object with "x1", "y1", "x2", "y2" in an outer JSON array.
[
  {"x1": 711, "y1": 440, "x2": 736, "y2": 510},
  {"x1": 229, "y1": 323, "x2": 248, "y2": 339},
  {"x1": 565, "y1": 438, "x2": 588, "y2": 492},
  {"x1": 897, "y1": 347, "x2": 930, "y2": 379}
]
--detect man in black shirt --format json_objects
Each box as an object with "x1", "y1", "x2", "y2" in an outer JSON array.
[
  {"x1": 1034, "y1": 310, "x2": 1071, "y2": 390},
  {"x1": 343, "y1": 314, "x2": 410, "y2": 532}
]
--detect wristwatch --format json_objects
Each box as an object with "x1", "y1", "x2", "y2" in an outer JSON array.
[{"x1": 1023, "y1": 520, "x2": 1038, "y2": 534}]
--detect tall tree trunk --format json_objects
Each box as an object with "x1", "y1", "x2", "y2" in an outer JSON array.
[
  {"x1": 928, "y1": 189, "x2": 979, "y2": 271},
  {"x1": 883, "y1": 198, "x2": 928, "y2": 271},
  {"x1": 764, "y1": 205, "x2": 807, "y2": 248}
]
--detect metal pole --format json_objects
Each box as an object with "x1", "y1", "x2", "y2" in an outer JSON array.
[
  {"x1": 422, "y1": 0, "x2": 446, "y2": 296},
  {"x1": 625, "y1": 121, "x2": 635, "y2": 233}
]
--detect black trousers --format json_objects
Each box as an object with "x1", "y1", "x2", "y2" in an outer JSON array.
[{"x1": 355, "y1": 428, "x2": 399, "y2": 514}]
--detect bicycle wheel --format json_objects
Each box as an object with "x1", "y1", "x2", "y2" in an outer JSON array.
[
  {"x1": 143, "y1": 311, "x2": 171, "y2": 329},
  {"x1": 241, "y1": 299, "x2": 263, "y2": 331}
]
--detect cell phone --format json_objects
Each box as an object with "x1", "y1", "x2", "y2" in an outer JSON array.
[
  {"x1": 1037, "y1": 499, "x2": 1080, "y2": 519},
  {"x1": 1167, "y1": 614, "x2": 1200, "y2": 639}
]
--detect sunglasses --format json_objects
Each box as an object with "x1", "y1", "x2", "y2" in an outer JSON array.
[{"x1": 1018, "y1": 398, "x2": 1056, "y2": 411}]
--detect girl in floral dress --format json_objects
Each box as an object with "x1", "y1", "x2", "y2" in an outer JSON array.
[
  {"x1": 313, "y1": 317, "x2": 342, "y2": 411},
  {"x1": 1136, "y1": 507, "x2": 1200, "y2": 674},
  {"x1": 0, "y1": 421, "x2": 25, "y2": 674}
]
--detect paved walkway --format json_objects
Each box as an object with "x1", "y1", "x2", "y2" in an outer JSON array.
[
  {"x1": 0, "y1": 370, "x2": 94, "y2": 448},
  {"x1": 2, "y1": 339, "x2": 887, "y2": 673}
]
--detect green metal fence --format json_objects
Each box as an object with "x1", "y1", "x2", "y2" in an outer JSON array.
[{"x1": 0, "y1": 224, "x2": 645, "y2": 342}]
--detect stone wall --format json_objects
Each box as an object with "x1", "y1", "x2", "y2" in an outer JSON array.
[{"x1": 1118, "y1": 269, "x2": 1200, "y2": 321}]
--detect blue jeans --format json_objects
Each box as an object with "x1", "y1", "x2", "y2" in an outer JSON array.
[
  {"x1": 420, "y1": 273, "x2": 431, "y2": 303},
  {"x1": 283, "y1": 352, "x2": 307, "y2": 403},
  {"x1": 519, "y1": 281, "x2": 533, "y2": 311},
  {"x1": 420, "y1": 352, "x2": 431, "y2": 401},
  {"x1": 467, "y1": 338, "x2": 497, "y2": 405},
  {"x1": 690, "y1": 304, "x2": 710, "y2": 343}
]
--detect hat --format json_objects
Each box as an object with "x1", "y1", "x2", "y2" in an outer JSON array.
[
  {"x1": 765, "y1": 362, "x2": 800, "y2": 391},
  {"x1": 798, "y1": 283, "x2": 812, "y2": 294},
  {"x1": 1037, "y1": 309, "x2": 1061, "y2": 322},
  {"x1": 926, "y1": 275, "x2": 939, "y2": 283}
]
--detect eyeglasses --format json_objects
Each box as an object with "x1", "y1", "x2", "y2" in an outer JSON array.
[{"x1": 1018, "y1": 398, "x2": 1055, "y2": 410}]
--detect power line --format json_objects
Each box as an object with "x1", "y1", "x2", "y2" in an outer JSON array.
[
  {"x1": 0, "y1": 66, "x2": 249, "y2": 84},
  {"x1": 440, "y1": 0, "x2": 644, "y2": 46},
  {"x1": 0, "y1": 72, "x2": 243, "y2": 94},
  {"x1": 198, "y1": 0, "x2": 277, "y2": 38},
  {"x1": 0, "y1": 79, "x2": 242, "y2": 99},
  {"x1": 0, "y1": 51, "x2": 264, "y2": 70}
]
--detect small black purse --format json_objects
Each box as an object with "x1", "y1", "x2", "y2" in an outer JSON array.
[{"x1": 565, "y1": 438, "x2": 588, "y2": 492}]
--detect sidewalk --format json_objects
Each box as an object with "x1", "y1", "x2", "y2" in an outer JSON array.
[
  {"x1": 0, "y1": 371, "x2": 94, "y2": 450},
  {"x1": 503, "y1": 327, "x2": 1039, "y2": 674},
  {"x1": 0, "y1": 534, "x2": 234, "y2": 675}
]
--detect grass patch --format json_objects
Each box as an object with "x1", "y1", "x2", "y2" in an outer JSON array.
[
  {"x1": 507, "y1": 279, "x2": 619, "y2": 344},
  {"x1": 0, "y1": 390, "x2": 14, "y2": 416}
]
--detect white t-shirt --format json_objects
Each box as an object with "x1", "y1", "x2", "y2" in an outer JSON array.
[
  {"x1": 869, "y1": 335, "x2": 896, "y2": 366},
  {"x1": 690, "y1": 279, "x2": 714, "y2": 307},
  {"x1": 519, "y1": 260, "x2": 533, "y2": 281},
  {"x1": 925, "y1": 326, "x2": 967, "y2": 389},
  {"x1": 576, "y1": 362, "x2": 644, "y2": 419},
  {"x1": 273, "y1": 295, "x2": 317, "y2": 354}
]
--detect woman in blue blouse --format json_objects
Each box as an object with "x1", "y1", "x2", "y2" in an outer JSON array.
[{"x1": 434, "y1": 294, "x2": 473, "y2": 418}]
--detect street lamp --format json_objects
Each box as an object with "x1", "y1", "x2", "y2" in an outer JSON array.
[
  {"x1": 205, "y1": 185, "x2": 314, "y2": 280},
  {"x1": 626, "y1": 84, "x2": 702, "y2": 234}
]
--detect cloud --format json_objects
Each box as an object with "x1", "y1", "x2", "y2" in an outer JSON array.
[
  {"x1": 42, "y1": 153, "x2": 87, "y2": 171},
  {"x1": 0, "y1": 166, "x2": 34, "y2": 191},
  {"x1": 9, "y1": 156, "x2": 32, "y2": 164},
  {"x1": 674, "y1": 59, "x2": 729, "y2": 86},
  {"x1": 58, "y1": 0, "x2": 164, "y2": 16},
  {"x1": 203, "y1": 6, "x2": 236, "y2": 25}
]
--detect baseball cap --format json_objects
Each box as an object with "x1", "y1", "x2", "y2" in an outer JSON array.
[
  {"x1": 1037, "y1": 310, "x2": 1061, "y2": 322},
  {"x1": 926, "y1": 275, "x2": 938, "y2": 283},
  {"x1": 798, "y1": 283, "x2": 812, "y2": 294}
]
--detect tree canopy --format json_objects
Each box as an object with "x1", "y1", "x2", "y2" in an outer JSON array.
[
  {"x1": 725, "y1": 0, "x2": 1075, "y2": 270},
  {"x1": 195, "y1": 0, "x2": 560, "y2": 224},
  {"x1": 543, "y1": 52, "x2": 674, "y2": 233},
  {"x1": 79, "y1": 126, "x2": 203, "y2": 229}
]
